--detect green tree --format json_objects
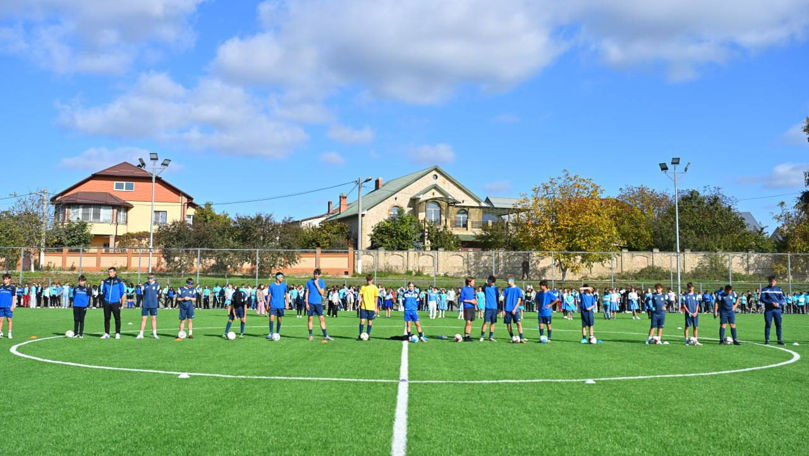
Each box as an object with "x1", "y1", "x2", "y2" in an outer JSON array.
[
  {"x1": 803, "y1": 116, "x2": 809, "y2": 142},
  {"x1": 425, "y1": 223, "x2": 460, "y2": 250},
  {"x1": 605, "y1": 199, "x2": 653, "y2": 250},
  {"x1": 369, "y1": 214, "x2": 421, "y2": 250},
  {"x1": 515, "y1": 170, "x2": 619, "y2": 280},
  {"x1": 232, "y1": 214, "x2": 299, "y2": 274},
  {"x1": 475, "y1": 220, "x2": 524, "y2": 250},
  {"x1": 617, "y1": 185, "x2": 672, "y2": 220},
  {"x1": 299, "y1": 221, "x2": 350, "y2": 249},
  {"x1": 46, "y1": 221, "x2": 92, "y2": 247}
]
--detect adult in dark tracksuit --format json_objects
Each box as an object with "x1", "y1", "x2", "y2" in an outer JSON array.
[
  {"x1": 71, "y1": 275, "x2": 90, "y2": 338},
  {"x1": 101, "y1": 267, "x2": 126, "y2": 339},
  {"x1": 714, "y1": 285, "x2": 741, "y2": 345},
  {"x1": 760, "y1": 275, "x2": 786, "y2": 345}
]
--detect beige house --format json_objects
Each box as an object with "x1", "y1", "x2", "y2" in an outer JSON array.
[{"x1": 320, "y1": 166, "x2": 516, "y2": 249}]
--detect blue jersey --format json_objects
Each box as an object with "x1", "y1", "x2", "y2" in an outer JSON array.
[
  {"x1": 484, "y1": 285, "x2": 499, "y2": 310},
  {"x1": 718, "y1": 292, "x2": 737, "y2": 313},
  {"x1": 178, "y1": 286, "x2": 197, "y2": 302},
  {"x1": 701, "y1": 293, "x2": 713, "y2": 305},
  {"x1": 580, "y1": 294, "x2": 595, "y2": 312},
  {"x1": 650, "y1": 293, "x2": 666, "y2": 314},
  {"x1": 460, "y1": 286, "x2": 476, "y2": 309},
  {"x1": 403, "y1": 290, "x2": 419, "y2": 311},
  {"x1": 268, "y1": 282, "x2": 288, "y2": 309},
  {"x1": 101, "y1": 277, "x2": 126, "y2": 304},
  {"x1": 536, "y1": 290, "x2": 556, "y2": 317},
  {"x1": 306, "y1": 278, "x2": 325, "y2": 304},
  {"x1": 502, "y1": 286, "x2": 524, "y2": 312},
  {"x1": 142, "y1": 282, "x2": 160, "y2": 308},
  {"x1": 73, "y1": 285, "x2": 90, "y2": 308},
  {"x1": 759, "y1": 286, "x2": 786, "y2": 311},
  {"x1": 427, "y1": 290, "x2": 438, "y2": 302},
  {"x1": 0, "y1": 284, "x2": 16, "y2": 308},
  {"x1": 682, "y1": 293, "x2": 699, "y2": 313}
]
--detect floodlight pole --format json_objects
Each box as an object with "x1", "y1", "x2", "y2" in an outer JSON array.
[
  {"x1": 145, "y1": 155, "x2": 169, "y2": 274},
  {"x1": 356, "y1": 176, "x2": 371, "y2": 274},
  {"x1": 673, "y1": 164, "x2": 682, "y2": 299}
]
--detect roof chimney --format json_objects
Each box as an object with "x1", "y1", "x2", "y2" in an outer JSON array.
[
  {"x1": 375, "y1": 177, "x2": 383, "y2": 191},
  {"x1": 327, "y1": 200, "x2": 333, "y2": 214},
  {"x1": 339, "y1": 194, "x2": 348, "y2": 212}
]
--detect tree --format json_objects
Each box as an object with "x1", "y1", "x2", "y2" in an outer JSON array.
[
  {"x1": 232, "y1": 214, "x2": 299, "y2": 274},
  {"x1": 617, "y1": 185, "x2": 672, "y2": 220},
  {"x1": 515, "y1": 170, "x2": 619, "y2": 280},
  {"x1": 475, "y1": 220, "x2": 525, "y2": 250},
  {"x1": 47, "y1": 221, "x2": 92, "y2": 247},
  {"x1": 299, "y1": 221, "x2": 349, "y2": 249},
  {"x1": 369, "y1": 214, "x2": 421, "y2": 250},
  {"x1": 774, "y1": 191, "x2": 809, "y2": 276},
  {"x1": 604, "y1": 199, "x2": 653, "y2": 250},
  {"x1": 803, "y1": 116, "x2": 809, "y2": 142},
  {"x1": 425, "y1": 223, "x2": 460, "y2": 250}
]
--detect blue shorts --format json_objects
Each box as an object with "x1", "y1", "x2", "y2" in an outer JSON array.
[
  {"x1": 629, "y1": 301, "x2": 639, "y2": 311},
  {"x1": 270, "y1": 308, "x2": 284, "y2": 317},
  {"x1": 308, "y1": 303, "x2": 324, "y2": 317},
  {"x1": 230, "y1": 306, "x2": 245, "y2": 319},
  {"x1": 404, "y1": 310, "x2": 419, "y2": 322},
  {"x1": 359, "y1": 309, "x2": 375, "y2": 320},
  {"x1": 685, "y1": 314, "x2": 699, "y2": 328},
  {"x1": 504, "y1": 311, "x2": 521, "y2": 324},
  {"x1": 179, "y1": 302, "x2": 195, "y2": 320},
  {"x1": 581, "y1": 310, "x2": 594, "y2": 327},
  {"x1": 483, "y1": 308, "x2": 498, "y2": 323},
  {"x1": 0, "y1": 308, "x2": 12, "y2": 318},
  {"x1": 539, "y1": 315, "x2": 552, "y2": 325},
  {"x1": 720, "y1": 311, "x2": 736, "y2": 325},
  {"x1": 142, "y1": 307, "x2": 157, "y2": 317},
  {"x1": 383, "y1": 301, "x2": 393, "y2": 309},
  {"x1": 650, "y1": 312, "x2": 666, "y2": 329},
  {"x1": 610, "y1": 303, "x2": 619, "y2": 311}
]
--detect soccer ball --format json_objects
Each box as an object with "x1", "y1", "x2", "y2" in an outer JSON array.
[
  {"x1": 454, "y1": 334, "x2": 463, "y2": 342},
  {"x1": 410, "y1": 335, "x2": 419, "y2": 343},
  {"x1": 590, "y1": 336, "x2": 597, "y2": 344},
  {"x1": 226, "y1": 331, "x2": 236, "y2": 340},
  {"x1": 272, "y1": 333, "x2": 281, "y2": 341},
  {"x1": 725, "y1": 337, "x2": 733, "y2": 344},
  {"x1": 359, "y1": 332, "x2": 369, "y2": 341},
  {"x1": 177, "y1": 330, "x2": 187, "y2": 339},
  {"x1": 688, "y1": 337, "x2": 697, "y2": 345},
  {"x1": 511, "y1": 335, "x2": 520, "y2": 343},
  {"x1": 539, "y1": 335, "x2": 548, "y2": 344},
  {"x1": 65, "y1": 330, "x2": 74, "y2": 338}
]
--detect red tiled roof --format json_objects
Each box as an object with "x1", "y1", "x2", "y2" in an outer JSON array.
[
  {"x1": 53, "y1": 191, "x2": 134, "y2": 208},
  {"x1": 94, "y1": 161, "x2": 152, "y2": 178}
]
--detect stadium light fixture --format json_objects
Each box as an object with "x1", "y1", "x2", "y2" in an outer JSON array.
[
  {"x1": 671, "y1": 157, "x2": 680, "y2": 165},
  {"x1": 161, "y1": 159, "x2": 171, "y2": 168},
  {"x1": 149, "y1": 152, "x2": 159, "y2": 161},
  {"x1": 684, "y1": 162, "x2": 691, "y2": 173},
  {"x1": 137, "y1": 158, "x2": 146, "y2": 168},
  {"x1": 659, "y1": 163, "x2": 669, "y2": 172}
]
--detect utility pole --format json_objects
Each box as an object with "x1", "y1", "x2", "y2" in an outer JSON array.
[
  {"x1": 659, "y1": 158, "x2": 689, "y2": 299},
  {"x1": 39, "y1": 187, "x2": 47, "y2": 269}
]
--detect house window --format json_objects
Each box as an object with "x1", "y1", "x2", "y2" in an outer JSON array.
[
  {"x1": 426, "y1": 201, "x2": 441, "y2": 225},
  {"x1": 482, "y1": 212, "x2": 499, "y2": 224},
  {"x1": 389, "y1": 206, "x2": 403, "y2": 219},
  {"x1": 185, "y1": 214, "x2": 193, "y2": 225},
  {"x1": 153, "y1": 211, "x2": 167, "y2": 226},
  {"x1": 117, "y1": 209, "x2": 128, "y2": 224},
  {"x1": 114, "y1": 182, "x2": 134, "y2": 192},
  {"x1": 455, "y1": 209, "x2": 468, "y2": 228},
  {"x1": 67, "y1": 205, "x2": 112, "y2": 223}
]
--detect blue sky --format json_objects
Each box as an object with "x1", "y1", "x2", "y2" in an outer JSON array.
[{"x1": 1, "y1": 1, "x2": 808, "y2": 231}]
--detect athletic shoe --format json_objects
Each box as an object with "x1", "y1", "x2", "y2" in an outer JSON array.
[
  {"x1": 777, "y1": 341, "x2": 785, "y2": 345},
  {"x1": 732, "y1": 340, "x2": 741, "y2": 345},
  {"x1": 115, "y1": 333, "x2": 121, "y2": 340},
  {"x1": 136, "y1": 333, "x2": 144, "y2": 340},
  {"x1": 694, "y1": 341, "x2": 702, "y2": 346},
  {"x1": 189, "y1": 334, "x2": 194, "y2": 339},
  {"x1": 420, "y1": 336, "x2": 428, "y2": 342},
  {"x1": 237, "y1": 334, "x2": 242, "y2": 339},
  {"x1": 222, "y1": 334, "x2": 228, "y2": 339},
  {"x1": 79, "y1": 335, "x2": 84, "y2": 339},
  {"x1": 764, "y1": 341, "x2": 770, "y2": 345},
  {"x1": 480, "y1": 337, "x2": 485, "y2": 342},
  {"x1": 645, "y1": 338, "x2": 651, "y2": 345},
  {"x1": 719, "y1": 340, "x2": 727, "y2": 345},
  {"x1": 266, "y1": 335, "x2": 273, "y2": 340},
  {"x1": 308, "y1": 335, "x2": 314, "y2": 341},
  {"x1": 152, "y1": 334, "x2": 159, "y2": 339},
  {"x1": 7, "y1": 333, "x2": 11, "y2": 339},
  {"x1": 101, "y1": 333, "x2": 110, "y2": 339},
  {"x1": 519, "y1": 338, "x2": 527, "y2": 344},
  {"x1": 488, "y1": 337, "x2": 497, "y2": 342},
  {"x1": 0, "y1": 331, "x2": 3, "y2": 339},
  {"x1": 356, "y1": 336, "x2": 363, "y2": 341},
  {"x1": 463, "y1": 336, "x2": 473, "y2": 342},
  {"x1": 324, "y1": 335, "x2": 334, "y2": 341}
]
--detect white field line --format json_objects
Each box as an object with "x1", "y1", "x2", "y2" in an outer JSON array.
[{"x1": 391, "y1": 340, "x2": 409, "y2": 456}]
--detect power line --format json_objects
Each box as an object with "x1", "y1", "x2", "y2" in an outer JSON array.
[
  {"x1": 0, "y1": 191, "x2": 42, "y2": 202},
  {"x1": 737, "y1": 192, "x2": 801, "y2": 202},
  {"x1": 209, "y1": 180, "x2": 356, "y2": 206}
]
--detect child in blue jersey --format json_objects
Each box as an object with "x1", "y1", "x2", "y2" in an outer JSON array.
[
  {"x1": 480, "y1": 276, "x2": 499, "y2": 342},
  {"x1": 646, "y1": 283, "x2": 667, "y2": 344},
  {"x1": 476, "y1": 286, "x2": 485, "y2": 319},
  {"x1": 502, "y1": 276, "x2": 525, "y2": 343},
  {"x1": 138, "y1": 275, "x2": 160, "y2": 339},
  {"x1": 403, "y1": 282, "x2": 427, "y2": 342},
  {"x1": 438, "y1": 289, "x2": 448, "y2": 318},
  {"x1": 562, "y1": 291, "x2": 575, "y2": 320},
  {"x1": 579, "y1": 285, "x2": 597, "y2": 343},
  {"x1": 427, "y1": 287, "x2": 439, "y2": 320},
  {"x1": 459, "y1": 277, "x2": 478, "y2": 341},
  {"x1": 178, "y1": 278, "x2": 197, "y2": 339},
  {"x1": 714, "y1": 285, "x2": 741, "y2": 345},
  {"x1": 701, "y1": 291, "x2": 713, "y2": 314},
  {"x1": 682, "y1": 282, "x2": 702, "y2": 346},
  {"x1": 0, "y1": 273, "x2": 17, "y2": 339},
  {"x1": 304, "y1": 269, "x2": 333, "y2": 341},
  {"x1": 536, "y1": 280, "x2": 559, "y2": 342},
  {"x1": 602, "y1": 290, "x2": 612, "y2": 320},
  {"x1": 225, "y1": 284, "x2": 247, "y2": 338},
  {"x1": 266, "y1": 272, "x2": 289, "y2": 340},
  {"x1": 71, "y1": 275, "x2": 91, "y2": 338}
]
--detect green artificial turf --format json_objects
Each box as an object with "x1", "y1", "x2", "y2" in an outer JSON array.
[{"x1": 1, "y1": 309, "x2": 807, "y2": 455}]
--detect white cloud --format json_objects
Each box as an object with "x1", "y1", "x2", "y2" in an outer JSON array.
[
  {"x1": 409, "y1": 143, "x2": 455, "y2": 165},
  {"x1": 484, "y1": 180, "x2": 512, "y2": 194},
  {"x1": 58, "y1": 73, "x2": 308, "y2": 158},
  {"x1": 0, "y1": 0, "x2": 203, "y2": 74},
  {"x1": 782, "y1": 122, "x2": 809, "y2": 145},
  {"x1": 59, "y1": 146, "x2": 150, "y2": 170},
  {"x1": 327, "y1": 124, "x2": 374, "y2": 144},
  {"x1": 742, "y1": 162, "x2": 809, "y2": 189},
  {"x1": 319, "y1": 152, "x2": 345, "y2": 165}
]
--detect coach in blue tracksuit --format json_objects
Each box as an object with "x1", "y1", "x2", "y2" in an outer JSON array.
[
  {"x1": 760, "y1": 275, "x2": 786, "y2": 345},
  {"x1": 101, "y1": 267, "x2": 126, "y2": 339}
]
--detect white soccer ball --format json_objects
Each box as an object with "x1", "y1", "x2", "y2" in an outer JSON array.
[
  {"x1": 539, "y1": 335, "x2": 548, "y2": 344},
  {"x1": 226, "y1": 331, "x2": 236, "y2": 340},
  {"x1": 272, "y1": 333, "x2": 281, "y2": 341},
  {"x1": 688, "y1": 337, "x2": 697, "y2": 345},
  {"x1": 177, "y1": 330, "x2": 187, "y2": 339},
  {"x1": 359, "y1": 332, "x2": 369, "y2": 341},
  {"x1": 65, "y1": 330, "x2": 74, "y2": 338},
  {"x1": 511, "y1": 335, "x2": 519, "y2": 343},
  {"x1": 725, "y1": 337, "x2": 733, "y2": 344},
  {"x1": 590, "y1": 336, "x2": 597, "y2": 344},
  {"x1": 410, "y1": 335, "x2": 419, "y2": 343},
  {"x1": 454, "y1": 334, "x2": 463, "y2": 342}
]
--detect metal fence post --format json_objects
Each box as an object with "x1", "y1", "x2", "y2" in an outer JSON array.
[
  {"x1": 18, "y1": 247, "x2": 23, "y2": 284},
  {"x1": 255, "y1": 249, "x2": 260, "y2": 287},
  {"x1": 787, "y1": 253, "x2": 792, "y2": 295},
  {"x1": 492, "y1": 252, "x2": 496, "y2": 277},
  {"x1": 137, "y1": 248, "x2": 141, "y2": 284},
  {"x1": 550, "y1": 252, "x2": 555, "y2": 288},
  {"x1": 432, "y1": 253, "x2": 437, "y2": 287},
  {"x1": 196, "y1": 248, "x2": 201, "y2": 285},
  {"x1": 374, "y1": 251, "x2": 378, "y2": 282},
  {"x1": 78, "y1": 247, "x2": 83, "y2": 275},
  {"x1": 669, "y1": 253, "x2": 673, "y2": 290},
  {"x1": 728, "y1": 253, "x2": 732, "y2": 285},
  {"x1": 610, "y1": 253, "x2": 615, "y2": 289}
]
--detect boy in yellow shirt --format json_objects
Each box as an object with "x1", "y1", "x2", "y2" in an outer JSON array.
[{"x1": 358, "y1": 274, "x2": 379, "y2": 341}]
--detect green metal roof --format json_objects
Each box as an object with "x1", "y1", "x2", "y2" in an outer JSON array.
[{"x1": 326, "y1": 166, "x2": 482, "y2": 222}]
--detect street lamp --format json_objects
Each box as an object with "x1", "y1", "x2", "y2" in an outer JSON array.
[
  {"x1": 141, "y1": 153, "x2": 170, "y2": 273},
  {"x1": 660, "y1": 157, "x2": 690, "y2": 300}
]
